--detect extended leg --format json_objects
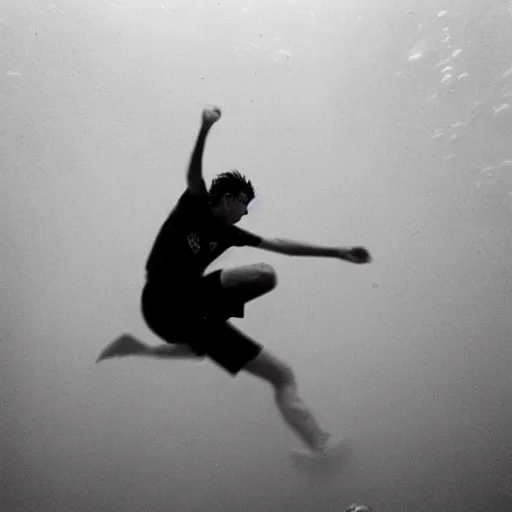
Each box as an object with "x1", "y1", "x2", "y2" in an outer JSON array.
[
  {"x1": 243, "y1": 349, "x2": 338, "y2": 455},
  {"x1": 96, "y1": 334, "x2": 201, "y2": 363}
]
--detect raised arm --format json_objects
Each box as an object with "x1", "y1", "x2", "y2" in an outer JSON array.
[{"x1": 187, "y1": 106, "x2": 222, "y2": 194}]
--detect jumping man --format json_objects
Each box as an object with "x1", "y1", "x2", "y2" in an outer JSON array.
[{"x1": 96, "y1": 106, "x2": 372, "y2": 457}]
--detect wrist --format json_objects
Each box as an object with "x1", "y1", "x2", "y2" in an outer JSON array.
[{"x1": 334, "y1": 247, "x2": 351, "y2": 259}]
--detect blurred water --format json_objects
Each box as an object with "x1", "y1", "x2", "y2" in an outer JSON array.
[{"x1": 1, "y1": 1, "x2": 511, "y2": 512}]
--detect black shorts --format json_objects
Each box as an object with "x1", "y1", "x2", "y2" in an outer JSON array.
[{"x1": 141, "y1": 270, "x2": 262, "y2": 375}]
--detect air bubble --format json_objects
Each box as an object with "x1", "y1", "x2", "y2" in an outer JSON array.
[{"x1": 493, "y1": 104, "x2": 510, "y2": 116}]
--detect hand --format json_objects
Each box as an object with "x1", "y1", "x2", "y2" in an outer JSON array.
[
  {"x1": 202, "y1": 105, "x2": 222, "y2": 127},
  {"x1": 339, "y1": 246, "x2": 372, "y2": 264}
]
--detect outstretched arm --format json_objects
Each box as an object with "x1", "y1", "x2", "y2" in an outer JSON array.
[
  {"x1": 258, "y1": 237, "x2": 372, "y2": 263},
  {"x1": 187, "y1": 106, "x2": 222, "y2": 194}
]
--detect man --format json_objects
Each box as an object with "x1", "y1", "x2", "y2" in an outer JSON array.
[{"x1": 97, "y1": 106, "x2": 372, "y2": 457}]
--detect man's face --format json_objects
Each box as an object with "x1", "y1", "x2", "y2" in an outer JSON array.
[{"x1": 226, "y1": 192, "x2": 250, "y2": 224}]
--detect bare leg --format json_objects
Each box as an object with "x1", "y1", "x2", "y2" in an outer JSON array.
[
  {"x1": 243, "y1": 349, "x2": 341, "y2": 456},
  {"x1": 274, "y1": 380, "x2": 330, "y2": 453},
  {"x1": 275, "y1": 381, "x2": 344, "y2": 457},
  {"x1": 144, "y1": 343, "x2": 199, "y2": 360},
  {"x1": 96, "y1": 334, "x2": 201, "y2": 363}
]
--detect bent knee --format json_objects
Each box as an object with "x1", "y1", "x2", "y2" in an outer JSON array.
[
  {"x1": 220, "y1": 263, "x2": 278, "y2": 291},
  {"x1": 276, "y1": 362, "x2": 295, "y2": 387},
  {"x1": 257, "y1": 262, "x2": 278, "y2": 290}
]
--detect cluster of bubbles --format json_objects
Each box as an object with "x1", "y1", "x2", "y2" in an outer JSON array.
[
  {"x1": 475, "y1": 159, "x2": 512, "y2": 191},
  {"x1": 407, "y1": 10, "x2": 467, "y2": 95},
  {"x1": 233, "y1": 37, "x2": 292, "y2": 63},
  {"x1": 404, "y1": 8, "x2": 512, "y2": 195}
]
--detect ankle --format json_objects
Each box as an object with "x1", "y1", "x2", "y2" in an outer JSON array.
[{"x1": 312, "y1": 432, "x2": 330, "y2": 452}]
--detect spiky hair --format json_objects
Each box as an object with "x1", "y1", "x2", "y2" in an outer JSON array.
[{"x1": 208, "y1": 170, "x2": 255, "y2": 205}]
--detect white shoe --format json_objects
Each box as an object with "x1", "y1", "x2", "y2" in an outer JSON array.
[{"x1": 96, "y1": 334, "x2": 145, "y2": 363}]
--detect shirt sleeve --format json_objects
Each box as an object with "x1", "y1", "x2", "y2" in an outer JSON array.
[
  {"x1": 228, "y1": 226, "x2": 263, "y2": 247},
  {"x1": 178, "y1": 185, "x2": 210, "y2": 217}
]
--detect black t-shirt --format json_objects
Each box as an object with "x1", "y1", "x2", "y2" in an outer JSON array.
[{"x1": 145, "y1": 185, "x2": 262, "y2": 284}]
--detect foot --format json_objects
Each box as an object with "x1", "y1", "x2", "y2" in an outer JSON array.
[
  {"x1": 291, "y1": 432, "x2": 344, "y2": 459},
  {"x1": 318, "y1": 432, "x2": 345, "y2": 456},
  {"x1": 202, "y1": 105, "x2": 222, "y2": 127},
  {"x1": 96, "y1": 334, "x2": 147, "y2": 363}
]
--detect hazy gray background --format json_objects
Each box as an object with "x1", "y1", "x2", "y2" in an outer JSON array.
[{"x1": 2, "y1": 1, "x2": 511, "y2": 511}]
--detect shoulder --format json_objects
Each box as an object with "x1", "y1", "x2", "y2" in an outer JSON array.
[
  {"x1": 227, "y1": 225, "x2": 263, "y2": 247},
  {"x1": 186, "y1": 178, "x2": 207, "y2": 197},
  {"x1": 178, "y1": 182, "x2": 209, "y2": 209}
]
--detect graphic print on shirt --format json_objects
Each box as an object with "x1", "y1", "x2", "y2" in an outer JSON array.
[
  {"x1": 187, "y1": 233, "x2": 201, "y2": 255},
  {"x1": 187, "y1": 233, "x2": 219, "y2": 256}
]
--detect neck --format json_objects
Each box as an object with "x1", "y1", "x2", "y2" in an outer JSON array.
[{"x1": 211, "y1": 204, "x2": 228, "y2": 224}]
